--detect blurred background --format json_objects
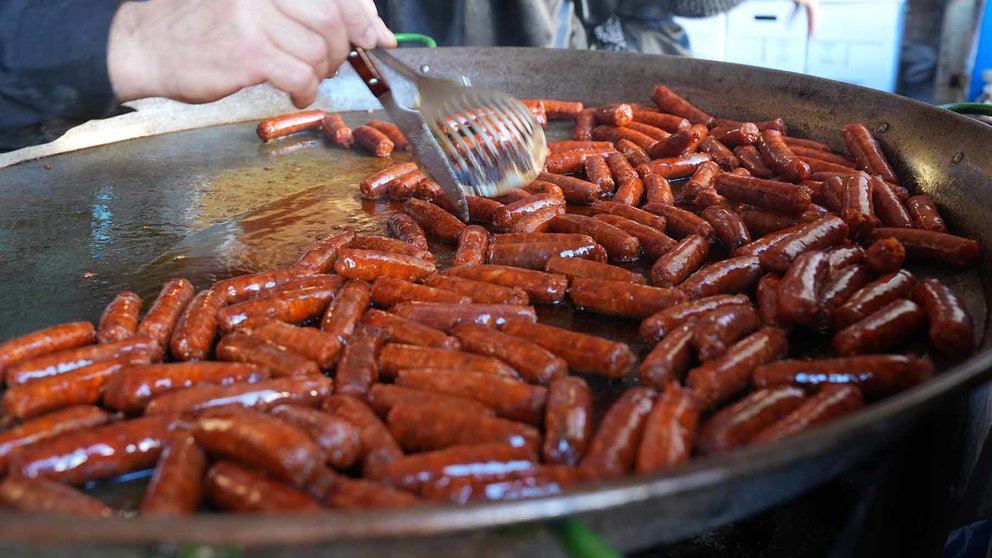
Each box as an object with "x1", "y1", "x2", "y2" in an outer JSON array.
[{"x1": 375, "y1": 0, "x2": 992, "y2": 105}]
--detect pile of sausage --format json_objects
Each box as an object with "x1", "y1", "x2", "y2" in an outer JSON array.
[{"x1": 0, "y1": 85, "x2": 981, "y2": 519}]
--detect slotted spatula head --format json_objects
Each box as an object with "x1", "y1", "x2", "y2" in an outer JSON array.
[{"x1": 347, "y1": 47, "x2": 547, "y2": 220}]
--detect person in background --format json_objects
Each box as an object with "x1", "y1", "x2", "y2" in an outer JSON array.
[{"x1": 0, "y1": 0, "x2": 395, "y2": 151}]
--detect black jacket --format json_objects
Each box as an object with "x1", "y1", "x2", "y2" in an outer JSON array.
[{"x1": 0, "y1": 0, "x2": 121, "y2": 152}]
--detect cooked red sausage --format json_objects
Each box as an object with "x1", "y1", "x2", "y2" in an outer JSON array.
[
  {"x1": 521, "y1": 100, "x2": 548, "y2": 127},
  {"x1": 639, "y1": 294, "x2": 751, "y2": 344},
  {"x1": 782, "y1": 136, "x2": 832, "y2": 151},
  {"x1": 803, "y1": 157, "x2": 861, "y2": 176},
  {"x1": 257, "y1": 110, "x2": 324, "y2": 141},
  {"x1": 581, "y1": 387, "x2": 657, "y2": 476},
  {"x1": 5, "y1": 335, "x2": 161, "y2": 386},
  {"x1": 493, "y1": 189, "x2": 536, "y2": 205},
  {"x1": 349, "y1": 235, "x2": 434, "y2": 261},
  {"x1": 308, "y1": 467, "x2": 419, "y2": 508},
  {"x1": 757, "y1": 129, "x2": 810, "y2": 182},
  {"x1": 679, "y1": 255, "x2": 763, "y2": 299},
  {"x1": 581, "y1": 155, "x2": 615, "y2": 195},
  {"x1": 140, "y1": 430, "x2": 207, "y2": 517},
  {"x1": 488, "y1": 238, "x2": 605, "y2": 270},
  {"x1": 812, "y1": 265, "x2": 873, "y2": 332},
  {"x1": 870, "y1": 176, "x2": 912, "y2": 228},
  {"x1": 443, "y1": 264, "x2": 568, "y2": 304},
  {"x1": 353, "y1": 125, "x2": 394, "y2": 156},
  {"x1": 866, "y1": 227, "x2": 980, "y2": 267},
  {"x1": 685, "y1": 327, "x2": 789, "y2": 408},
  {"x1": 755, "y1": 273, "x2": 783, "y2": 326},
  {"x1": 321, "y1": 112, "x2": 353, "y2": 147},
  {"x1": 548, "y1": 214, "x2": 641, "y2": 262},
  {"x1": 136, "y1": 278, "x2": 196, "y2": 348},
  {"x1": 832, "y1": 299, "x2": 925, "y2": 355},
  {"x1": 638, "y1": 153, "x2": 712, "y2": 179},
  {"x1": 361, "y1": 310, "x2": 457, "y2": 351},
  {"x1": 248, "y1": 274, "x2": 345, "y2": 300},
  {"x1": 335, "y1": 248, "x2": 436, "y2": 282},
  {"x1": 906, "y1": 195, "x2": 948, "y2": 233},
  {"x1": 546, "y1": 255, "x2": 646, "y2": 284},
  {"x1": 650, "y1": 235, "x2": 710, "y2": 287},
  {"x1": 321, "y1": 280, "x2": 371, "y2": 342},
  {"x1": 396, "y1": 368, "x2": 547, "y2": 425},
  {"x1": 616, "y1": 138, "x2": 653, "y2": 168},
  {"x1": 359, "y1": 163, "x2": 418, "y2": 200},
  {"x1": 833, "y1": 270, "x2": 917, "y2": 329},
  {"x1": 419, "y1": 465, "x2": 586, "y2": 504},
  {"x1": 696, "y1": 386, "x2": 806, "y2": 454},
  {"x1": 322, "y1": 395, "x2": 401, "y2": 480},
  {"x1": 535, "y1": 172, "x2": 601, "y2": 204},
  {"x1": 0, "y1": 321, "x2": 96, "y2": 380},
  {"x1": 425, "y1": 275, "x2": 530, "y2": 305},
  {"x1": 639, "y1": 323, "x2": 695, "y2": 389},
  {"x1": 370, "y1": 277, "x2": 468, "y2": 308},
  {"x1": 523, "y1": 181, "x2": 565, "y2": 198},
  {"x1": 590, "y1": 200, "x2": 665, "y2": 229},
  {"x1": 709, "y1": 122, "x2": 760, "y2": 146},
  {"x1": 701, "y1": 205, "x2": 751, "y2": 252},
  {"x1": 382, "y1": 442, "x2": 535, "y2": 493},
  {"x1": 507, "y1": 205, "x2": 564, "y2": 233},
  {"x1": 218, "y1": 286, "x2": 335, "y2": 332},
  {"x1": 451, "y1": 323, "x2": 566, "y2": 385},
  {"x1": 733, "y1": 145, "x2": 776, "y2": 178},
  {"x1": 387, "y1": 212, "x2": 430, "y2": 251},
  {"x1": 392, "y1": 302, "x2": 537, "y2": 332},
  {"x1": 236, "y1": 316, "x2": 341, "y2": 369},
  {"x1": 367, "y1": 384, "x2": 494, "y2": 419},
  {"x1": 501, "y1": 320, "x2": 635, "y2": 378},
  {"x1": 650, "y1": 85, "x2": 713, "y2": 125},
  {"x1": 592, "y1": 125, "x2": 657, "y2": 150},
  {"x1": 270, "y1": 404, "x2": 362, "y2": 470},
  {"x1": 865, "y1": 237, "x2": 906, "y2": 274},
  {"x1": 825, "y1": 245, "x2": 866, "y2": 274},
  {"x1": 2, "y1": 355, "x2": 145, "y2": 419},
  {"x1": 144, "y1": 376, "x2": 332, "y2": 415},
  {"x1": 544, "y1": 148, "x2": 616, "y2": 174},
  {"x1": 492, "y1": 194, "x2": 565, "y2": 231},
  {"x1": 387, "y1": 404, "x2": 541, "y2": 454},
  {"x1": 758, "y1": 215, "x2": 850, "y2": 273},
  {"x1": 378, "y1": 344, "x2": 518, "y2": 379},
  {"x1": 570, "y1": 278, "x2": 686, "y2": 319},
  {"x1": 715, "y1": 174, "x2": 811, "y2": 215},
  {"x1": 169, "y1": 289, "x2": 225, "y2": 361},
  {"x1": 333, "y1": 326, "x2": 389, "y2": 397},
  {"x1": 103, "y1": 361, "x2": 269, "y2": 412},
  {"x1": 642, "y1": 203, "x2": 716, "y2": 240},
  {"x1": 753, "y1": 355, "x2": 933, "y2": 398},
  {"x1": 216, "y1": 332, "x2": 320, "y2": 377},
  {"x1": 413, "y1": 178, "x2": 458, "y2": 213},
  {"x1": 366, "y1": 118, "x2": 409, "y2": 150},
  {"x1": 214, "y1": 268, "x2": 316, "y2": 304},
  {"x1": 692, "y1": 304, "x2": 763, "y2": 361},
  {"x1": 97, "y1": 292, "x2": 142, "y2": 344},
  {"x1": 592, "y1": 214, "x2": 675, "y2": 260},
  {"x1": 593, "y1": 103, "x2": 633, "y2": 126},
  {"x1": 0, "y1": 405, "x2": 111, "y2": 473},
  {"x1": 523, "y1": 99, "x2": 583, "y2": 120},
  {"x1": 465, "y1": 195, "x2": 504, "y2": 224},
  {"x1": 0, "y1": 476, "x2": 113, "y2": 518},
  {"x1": 403, "y1": 199, "x2": 467, "y2": 243},
  {"x1": 700, "y1": 136, "x2": 740, "y2": 171},
  {"x1": 635, "y1": 385, "x2": 700, "y2": 472},
  {"x1": 205, "y1": 460, "x2": 323, "y2": 513},
  {"x1": 841, "y1": 123, "x2": 898, "y2": 184},
  {"x1": 777, "y1": 250, "x2": 830, "y2": 325},
  {"x1": 11, "y1": 415, "x2": 179, "y2": 485},
  {"x1": 453, "y1": 225, "x2": 489, "y2": 267},
  {"x1": 632, "y1": 108, "x2": 691, "y2": 132},
  {"x1": 912, "y1": 278, "x2": 974, "y2": 354},
  {"x1": 573, "y1": 108, "x2": 596, "y2": 140},
  {"x1": 606, "y1": 152, "x2": 644, "y2": 204},
  {"x1": 752, "y1": 385, "x2": 864, "y2": 444},
  {"x1": 839, "y1": 172, "x2": 878, "y2": 238},
  {"x1": 541, "y1": 377, "x2": 593, "y2": 465}
]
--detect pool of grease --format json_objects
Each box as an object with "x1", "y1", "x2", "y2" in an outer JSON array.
[{"x1": 0, "y1": 114, "x2": 986, "y2": 511}]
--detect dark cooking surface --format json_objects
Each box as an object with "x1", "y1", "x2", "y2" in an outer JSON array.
[{"x1": 0, "y1": 48, "x2": 991, "y2": 554}]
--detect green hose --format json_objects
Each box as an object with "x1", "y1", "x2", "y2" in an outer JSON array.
[
  {"x1": 941, "y1": 102, "x2": 992, "y2": 117},
  {"x1": 395, "y1": 33, "x2": 438, "y2": 48},
  {"x1": 552, "y1": 519, "x2": 626, "y2": 558}
]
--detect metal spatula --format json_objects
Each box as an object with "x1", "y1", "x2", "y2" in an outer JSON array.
[{"x1": 347, "y1": 47, "x2": 547, "y2": 222}]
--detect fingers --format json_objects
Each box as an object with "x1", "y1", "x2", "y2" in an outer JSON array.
[
  {"x1": 375, "y1": 17, "x2": 397, "y2": 48},
  {"x1": 264, "y1": 8, "x2": 333, "y2": 79},
  {"x1": 261, "y1": 46, "x2": 322, "y2": 108},
  {"x1": 334, "y1": 0, "x2": 385, "y2": 48},
  {"x1": 275, "y1": 0, "x2": 351, "y2": 73}
]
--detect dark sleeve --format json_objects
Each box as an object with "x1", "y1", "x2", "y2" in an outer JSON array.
[{"x1": 0, "y1": 0, "x2": 123, "y2": 152}]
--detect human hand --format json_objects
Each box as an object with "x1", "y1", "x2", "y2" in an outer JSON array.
[
  {"x1": 793, "y1": 0, "x2": 820, "y2": 37},
  {"x1": 107, "y1": 0, "x2": 396, "y2": 108}
]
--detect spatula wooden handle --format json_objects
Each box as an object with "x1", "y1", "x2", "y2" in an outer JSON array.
[{"x1": 347, "y1": 47, "x2": 390, "y2": 98}]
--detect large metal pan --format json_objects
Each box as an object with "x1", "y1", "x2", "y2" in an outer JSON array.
[{"x1": 0, "y1": 48, "x2": 989, "y2": 557}]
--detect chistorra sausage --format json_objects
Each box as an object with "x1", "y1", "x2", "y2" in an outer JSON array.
[
  {"x1": 322, "y1": 395, "x2": 403, "y2": 480},
  {"x1": 10, "y1": 414, "x2": 181, "y2": 485},
  {"x1": 308, "y1": 467, "x2": 419, "y2": 508},
  {"x1": 213, "y1": 268, "x2": 316, "y2": 304},
  {"x1": 540, "y1": 376, "x2": 593, "y2": 465},
  {"x1": 102, "y1": 361, "x2": 270, "y2": 413},
  {"x1": 0, "y1": 322, "x2": 95, "y2": 381},
  {"x1": 321, "y1": 280, "x2": 372, "y2": 343},
  {"x1": 451, "y1": 323, "x2": 567, "y2": 385},
  {"x1": 650, "y1": 235, "x2": 710, "y2": 287},
  {"x1": 650, "y1": 85, "x2": 713, "y2": 126},
  {"x1": 378, "y1": 344, "x2": 518, "y2": 379},
  {"x1": 912, "y1": 278, "x2": 974, "y2": 355},
  {"x1": 642, "y1": 203, "x2": 716, "y2": 240},
  {"x1": 0, "y1": 476, "x2": 113, "y2": 518},
  {"x1": 269, "y1": 404, "x2": 363, "y2": 470},
  {"x1": 841, "y1": 123, "x2": 898, "y2": 184},
  {"x1": 216, "y1": 332, "x2": 321, "y2": 378},
  {"x1": 361, "y1": 309, "x2": 460, "y2": 350},
  {"x1": 752, "y1": 385, "x2": 864, "y2": 444},
  {"x1": 218, "y1": 286, "x2": 335, "y2": 332},
  {"x1": 205, "y1": 460, "x2": 323, "y2": 513},
  {"x1": 236, "y1": 316, "x2": 342, "y2": 369},
  {"x1": 334, "y1": 249, "x2": 436, "y2": 282},
  {"x1": 757, "y1": 129, "x2": 810, "y2": 183},
  {"x1": 322, "y1": 112, "x2": 353, "y2": 147},
  {"x1": 395, "y1": 368, "x2": 547, "y2": 425},
  {"x1": 169, "y1": 289, "x2": 225, "y2": 361},
  {"x1": 334, "y1": 325, "x2": 390, "y2": 397},
  {"x1": 387, "y1": 212, "x2": 430, "y2": 252},
  {"x1": 753, "y1": 355, "x2": 933, "y2": 399},
  {"x1": 5, "y1": 335, "x2": 161, "y2": 386},
  {"x1": 696, "y1": 386, "x2": 806, "y2": 454},
  {"x1": 546, "y1": 256, "x2": 647, "y2": 285},
  {"x1": 715, "y1": 173, "x2": 811, "y2": 215},
  {"x1": 570, "y1": 278, "x2": 686, "y2": 319},
  {"x1": 454, "y1": 225, "x2": 490, "y2": 267},
  {"x1": 296, "y1": 229, "x2": 356, "y2": 271},
  {"x1": 370, "y1": 276, "x2": 469, "y2": 308},
  {"x1": 639, "y1": 323, "x2": 695, "y2": 389},
  {"x1": 403, "y1": 198, "x2": 466, "y2": 243},
  {"x1": 353, "y1": 125, "x2": 394, "y2": 157},
  {"x1": 425, "y1": 274, "x2": 531, "y2": 305},
  {"x1": 685, "y1": 327, "x2": 789, "y2": 408},
  {"x1": 865, "y1": 237, "x2": 906, "y2": 275},
  {"x1": 635, "y1": 385, "x2": 700, "y2": 472},
  {"x1": 144, "y1": 376, "x2": 332, "y2": 415},
  {"x1": 678, "y1": 256, "x2": 763, "y2": 300},
  {"x1": 97, "y1": 292, "x2": 142, "y2": 344},
  {"x1": 832, "y1": 299, "x2": 925, "y2": 356},
  {"x1": 0, "y1": 405, "x2": 111, "y2": 473},
  {"x1": 349, "y1": 234, "x2": 434, "y2": 261},
  {"x1": 256, "y1": 110, "x2": 324, "y2": 141},
  {"x1": 140, "y1": 430, "x2": 207, "y2": 517},
  {"x1": 758, "y1": 215, "x2": 850, "y2": 273},
  {"x1": 501, "y1": 320, "x2": 636, "y2": 378},
  {"x1": 639, "y1": 294, "x2": 752, "y2": 344},
  {"x1": 381, "y1": 442, "x2": 535, "y2": 493},
  {"x1": 368, "y1": 383, "x2": 494, "y2": 419},
  {"x1": 386, "y1": 404, "x2": 542, "y2": 455},
  {"x1": 777, "y1": 250, "x2": 830, "y2": 325},
  {"x1": 137, "y1": 278, "x2": 196, "y2": 348},
  {"x1": 866, "y1": 227, "x2": 980, "y2": 267},
  {"x1": 692, "y1": 304, "x2": 763, "y2": 362},
  {"x1": 833, "y1": 270, "x2": 916, "y2": 329},
  {"x1": 392, "y1": 302, "x2": 536, "y2": 332},
  {"x1": 549, "y1": 214, "x2": 641, "y2": 262},
  {"x1": 581, "y1": 387, "x2": 657, "y2": 476}
]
